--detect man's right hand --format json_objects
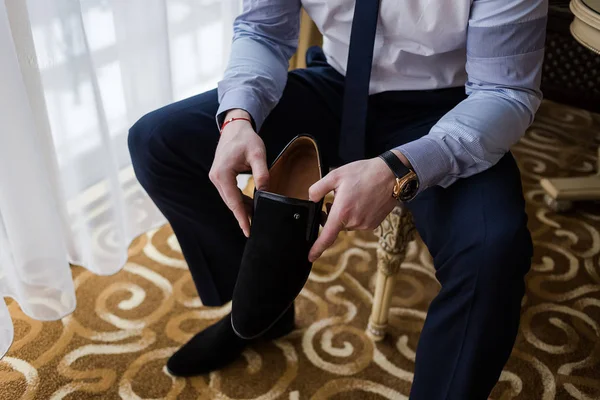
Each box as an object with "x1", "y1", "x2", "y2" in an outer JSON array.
[{"x1": 209, "y1": 109, "x2": 269, "y2": 238}]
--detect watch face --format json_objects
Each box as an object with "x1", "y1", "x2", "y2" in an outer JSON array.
[{"x1": 400, "y1": 178, "x2": 419, "y2": 201}]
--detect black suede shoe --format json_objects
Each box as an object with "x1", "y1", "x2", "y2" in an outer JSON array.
[
  {"x1": 231, "y1": 135, "x2": 324, "y2": 339},
  {"x1": 166, "y1": 307, "x2": 294, "y2": 377}
]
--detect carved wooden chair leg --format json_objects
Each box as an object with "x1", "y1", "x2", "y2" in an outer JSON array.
[{"x1": 367, "y1": 206, "x2": 416, "y2": 341}]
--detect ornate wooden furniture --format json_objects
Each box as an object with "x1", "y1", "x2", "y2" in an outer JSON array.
[
  {"x1": 367, "y1": 207, "x2": 416, "y2": 341},
  {"x1": 541, "y1": 0, "x2": 600, "y2": 211}
]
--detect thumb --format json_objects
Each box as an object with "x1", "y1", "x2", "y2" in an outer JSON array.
[{"x1": 248, "y1": 152, "x2": 269, "y2": 191}]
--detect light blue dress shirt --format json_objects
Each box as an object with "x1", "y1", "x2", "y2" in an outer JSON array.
[{"x1": 217, "y1": 0, "x2": 548, "y2": 193}]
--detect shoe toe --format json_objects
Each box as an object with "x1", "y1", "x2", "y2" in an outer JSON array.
[
  {"x1": 165, "y1": 313, "x2": 246, "y2": 377},
  {"x1": 166, "y1": 345, "x2": 194, "y2": 377}
]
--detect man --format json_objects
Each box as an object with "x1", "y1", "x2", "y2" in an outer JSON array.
[{"x1": 128, "y1": 0, "x2": 546, "y2": 398}]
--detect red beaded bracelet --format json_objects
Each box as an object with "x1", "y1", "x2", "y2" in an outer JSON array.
[{"x1": 220, "y1": 117, "x2": 252, "y2": 134}]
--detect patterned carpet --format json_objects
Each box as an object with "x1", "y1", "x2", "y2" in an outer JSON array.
[{"x1": 1, "y1": 100, "x2": 600, "y2": 399}]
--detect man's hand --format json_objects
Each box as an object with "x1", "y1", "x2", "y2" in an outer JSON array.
[
  {"x1": 209, "y1": 109, "x2": 268, "y2": 237},
  {"x1": 308, "y1": 156, "x2": 400, "y2": 262}
]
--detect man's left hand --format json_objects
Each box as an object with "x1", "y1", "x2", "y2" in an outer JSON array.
[{"x1": 308, "y1": 156, "x2": 399, "y2": 262}]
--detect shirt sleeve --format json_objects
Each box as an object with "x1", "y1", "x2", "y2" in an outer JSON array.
[
  {"x1": 216, "y1": 0, "x2": 302, "y2": 131},
  {"x1": 396, "y1": 0, "x2": 548, "y2": 193}
]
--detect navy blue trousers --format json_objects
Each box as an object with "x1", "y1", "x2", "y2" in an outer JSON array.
[{"x1": 128, "y1": 48, "x2": 532, "y2": 399}]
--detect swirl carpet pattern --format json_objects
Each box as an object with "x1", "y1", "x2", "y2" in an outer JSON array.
[{"x1": 1, "y1": 100, "x2": 600, "y2": 399}]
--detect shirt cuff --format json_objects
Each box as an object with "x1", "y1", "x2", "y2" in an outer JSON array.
[
  {"x1": 216, "y1": 88, "x2": 267, "y2": 132},
  {"x1": 396, "y1": 136, "x2": 453, "y2": 193}
]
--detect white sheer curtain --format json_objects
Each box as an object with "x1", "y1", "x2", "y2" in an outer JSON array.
[{"x1": 0, "y1": 0, "x2": 240, "y2": 357}]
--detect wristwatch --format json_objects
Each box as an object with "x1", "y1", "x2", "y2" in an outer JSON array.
[{"x1": 379, "y1": 150, "x2": 420, "y2": 202}]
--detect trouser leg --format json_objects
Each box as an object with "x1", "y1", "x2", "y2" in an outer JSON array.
[
  {"x1": 406, "y1": 154, "x2": 532, "y2": 399},
  {"x1": 366, "y1": 87, "x2": 532, "y2": 399}
]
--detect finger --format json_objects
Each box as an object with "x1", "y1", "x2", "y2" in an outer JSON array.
[
  {"x1": 309, "y1": 172, "x2": 337, "y2": 203},
  {"x1": 247, "y1": 149, "x2": 269, "y2": 191},
  {"x1": 220, "y1": 173, "x2": 251, "y2": 237},
  {"x1": 309, "y1": 207, "x2": 345, "y2": 262},
  {"x1": 210, "y1": 169, "x2": 228, "y2": 212}
]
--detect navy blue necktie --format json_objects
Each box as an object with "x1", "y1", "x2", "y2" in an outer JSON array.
[{"x1": 338, "y1": 0, "x2": 381, "y2": 163}]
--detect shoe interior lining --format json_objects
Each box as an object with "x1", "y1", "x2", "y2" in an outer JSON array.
[{"x1": 268, "y1": 137, "x2": 321, "y2": 201}]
